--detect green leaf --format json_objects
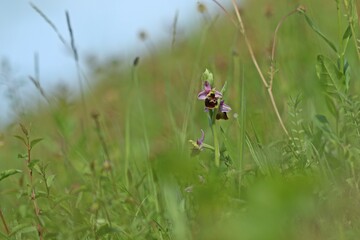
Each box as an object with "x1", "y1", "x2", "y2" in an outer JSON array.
[
  {"x1": 17, "y1": 153, "x2": 27, "y2": 159},
  {"x1": 96, "y1": 224, "x2": 121, "y2": 237},
  {"x1": 325, "y1": 95, "x2": 338, "y2": 119},
  {"x1": 315, "y1": 114, "x2": 329, "y2": 124},
  {"x1": 30, "y1": 138, "x2": 43, "y2": 149},
  {"x1": 46, "y1": 174, "x2": 56, "y2": 187},
  {"x1": 220, "y1": 81, "x2": 228, "y2": 95},
  {"x1": 14, "y1": 135, "x2": 27, "y2": 145},
  {"x1": 343, "y1": 59, "x2": 351, "y2": 91},
  {"x1": 27, "y1": 159, "x2": 40, "y2": 170},
  {"x1": 0, "y1": 169, "x2": 22, "y2": 182},
  {"x1": 316, "y1": 55, "x2": 345, "y2": 97},
  {"x1": 343, "y1": 24, "x2": 352, "y2": 40},
  {"x1": 19, "y1": 123, "x2": 29, "y2": 136},
  {"x1": 299, "y1": 11, "x2": 337, "y2": 53},
  {"x1": 9, "y1": 224, "x2": 36, "y2": 236}
]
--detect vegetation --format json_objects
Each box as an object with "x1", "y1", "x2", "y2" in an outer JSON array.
[{"x1": 1, "y1": 0, "x2": 360, "y2": 239}]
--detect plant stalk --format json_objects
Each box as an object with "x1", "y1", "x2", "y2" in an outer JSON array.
[
  {"x1": 0, "y1": 208, "x2": 9, "y2": 235},
  {"x1": 210, "y1": 111, "x2": 220, "y2": 167}
]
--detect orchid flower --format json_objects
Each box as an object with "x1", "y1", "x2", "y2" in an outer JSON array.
[
  {"x1": 197, "y1": 81, "x2": 222, "y2": 100},
  {"x1": 196, "y1": 129, "x2": 205, "y2": 148},
  {"x1": 216, "y1": 100, "x2": 232, "y2": 120},
  {"x1": 189, "y1": 129, "x2": 205, "y2": 151}
]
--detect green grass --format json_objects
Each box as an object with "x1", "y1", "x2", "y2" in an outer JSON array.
[{"x1": 1, "y1": 0, "x2": 360, "y2": 239}]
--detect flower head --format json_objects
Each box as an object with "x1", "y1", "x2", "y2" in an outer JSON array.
[
  {"x1": 197, "y1": 81, "x2": 222, "y2": 100},
  {"x1": 216, "y1": 100, "x2": 232, "y2": 120},
  {"x1": 189, "y1": 129, "x2": 205, "y2": 151},
  {"x1": 196, "y1": 129, "x2": 205, "y2": 148}
]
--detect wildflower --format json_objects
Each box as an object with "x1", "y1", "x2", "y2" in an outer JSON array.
[
  {"x1": 196, "y1": 129, "x2": 205, "y2": 148},
  {"x1": 216, "y1": 100, "x2": 232, "y2": 120},
  {"x1": 205, "y1": 92, "x2": 218, "y2": 109},
  {"x1": 197, "y1": 81, "x2": 222, "y2": 100},
  {"x1": 198, "y1": 80, "x2": 232, "y2": 119},
  {"x1": 189, "y1": 129, "x2": 205, "y2": 151}
]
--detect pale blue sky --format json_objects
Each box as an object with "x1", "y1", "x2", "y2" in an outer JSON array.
[{"x1": 0, "y1": 0, "x2": 227, "y2": 126}]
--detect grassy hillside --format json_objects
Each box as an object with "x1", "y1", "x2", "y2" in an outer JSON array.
[{"x1": 1, "y1": 0, "x2": 360, "y2": 239}]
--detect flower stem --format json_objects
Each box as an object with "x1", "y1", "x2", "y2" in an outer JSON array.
[{"x1": 210, "y1": 111, "x2": 220, "y2": 167}]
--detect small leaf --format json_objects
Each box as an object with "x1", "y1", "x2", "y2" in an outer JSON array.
[
  {"x1": 96, "y1": 224, "x2": 121, "y2": 237},
  {"x1": 27, "y1": 159, "x2": 40, "y2": 170},
  {"x1": 325, "y1": 95, "x2": 338, "y2": 119},
  {"x1": 299, "y1": 11, "x2": 337, "y2": 53},
  {"x1": 343, "y1": 24, "x2": 352, "y2": 40},
  {"x1": 220, "y1": 81, "x2": 228, "y2": 95},
  {"x1": 315, "y1": 114, "x2": 329, "y2": 124},
  {"x1": 316, "y1": 55, "x2": 345, "y2": 97},
  {"x1": 17, "y1": 153, "x2": 27, "y2": 159},
  {"x1": 0, "y1": 169, "x2": 22, "y2": 182},
  {"x1": 46, "y1": 174, "x2": 56, "y2": 187},
  {"x1": 19, "y1": 123, "x2": 29, "y2": 136},
  {"x1": 9, "y1": 224, "x2": 36, "y2": 236},
  {"x1": 14, "y1": 135, "x2": 27, "y2": 145},
  {"x1": 30, "y1": 138, "x2": 43, "y2": 149}
]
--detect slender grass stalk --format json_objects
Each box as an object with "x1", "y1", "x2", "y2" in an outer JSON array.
[
  {"x1": 238, "y1": 62, "x2": 246, "y2": 193},
  {"x1": 66, "y1": 11, "x2": 87, "y2": 115},
  {"x1": 343, "y1": 0, "x2": 360, "y2": 61},
  {"x1": 0, "y1": 208, "x2": 9, "y2": 235},
  {"x1": 336, "y1": 1, "x2": 345, "y2": 74},
  {"x1": 29, "y1": 53, "x2": 51, "y2": 105},
  {"x1": 210, "y1": 112, "x2": 220, "y2": 167}
]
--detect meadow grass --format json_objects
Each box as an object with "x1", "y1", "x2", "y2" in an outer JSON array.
[{"x1": 1, "y1": 0, "x2": 360, "y2": 239}]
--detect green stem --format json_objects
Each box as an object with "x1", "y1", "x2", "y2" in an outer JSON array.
[
  {"x1": 337, "y1": 1, "x2": 344, "y2": 73},
  {"x1": 210, "y1": 111, "x2": 220, "y2": 167}
]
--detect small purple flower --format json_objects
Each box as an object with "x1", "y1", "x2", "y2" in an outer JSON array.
[
  {"x1": 216, "y1": 100, "x2": 232, "y2": 120},
  {"x1": 196, "y1": 129, "x2": 205, "y2": 148},
  {"x1": 189, "y1": 129, "x2": 206, "y2": 155},
  {"x1": 197, "y1": 81, "x2": 222, "y2": 100}
]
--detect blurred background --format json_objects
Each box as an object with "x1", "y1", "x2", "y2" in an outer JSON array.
[{"x1": 0, "y1": 0, "x2": 223, "y2": 126}]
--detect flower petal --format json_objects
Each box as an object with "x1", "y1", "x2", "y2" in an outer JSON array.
[
  {"x1": 197, "y1": 90, "x2": 208, "y2": 100},
  {"x1": 216, "y1": 112, "x2": 229, "y2": 120},
  {"x1": 219, "y1": 100, "x2": 231, "y2": 112},
  {"x1": 214, "y1": 90, "x2": 222, "y2": 98},
  {"x1": 204, "y1": 81, "x2": 212, "y2": 92},
  {"x1": 196, "y1": 129, "x2": 205, "y2": 147}
]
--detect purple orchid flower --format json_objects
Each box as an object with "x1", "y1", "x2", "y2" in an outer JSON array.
[
  {"x1": 197, "y1": 81, "x2": 222, "y2": 100},
  {"x1": 196, "y1": 129, "x2": 205, "y2": 148},
  {"x1": 189, "y1": 129, "x2": 206, "y2": 155},
  {"x1": 216, "y1": 100, "x2": 232, "y2": 120}
]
